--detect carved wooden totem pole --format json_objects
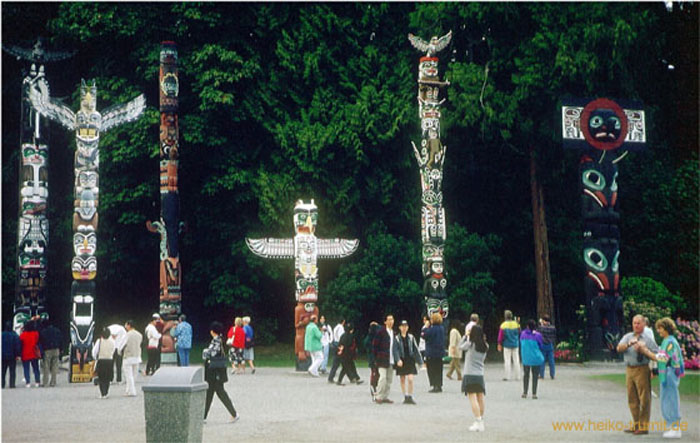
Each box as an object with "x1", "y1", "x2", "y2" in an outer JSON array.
[
  {"x1": 562, "y1": 98, "x2": 646, "y2": 359},
  {"x1": 3, "y1": 39, "x2": 74, "y2": 335},
  {"x1": 147, "y1": 41, "x2": 182, "y2": 363},
  {"x1": 30, "y1": 78, "x2": 145, "y2": 382},
  {"x1": 246, "y1": 200, "x2": 358, "y2": 370},
  {"x1": 408, "y1": 31, "x2": 452, "y2": 320}
]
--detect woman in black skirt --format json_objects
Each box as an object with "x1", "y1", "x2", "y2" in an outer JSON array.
[
  {"x1": 395, "y1": 320, "x2": 424, "y2": 404},
  {"x1": 459, "y1": 324, "x2": 489, "y2": 432}
]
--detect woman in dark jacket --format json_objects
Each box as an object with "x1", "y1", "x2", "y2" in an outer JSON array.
[
  {"x1": 336, "y1": 323, "x2": 363, "y2": 385},
  {"x1": 395, "y1": 320, "x2": 424, "y2": 404},
  {"x1": 422, "y1": 312, "x2": 446, "y2": 393},
  {"x1": 203, "y1": 321, "x2": 239, "y2": 423}
]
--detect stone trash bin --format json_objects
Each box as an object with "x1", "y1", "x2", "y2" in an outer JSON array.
[{"x1": 142, "y1": 366, "x2": 208, "y2": 443}]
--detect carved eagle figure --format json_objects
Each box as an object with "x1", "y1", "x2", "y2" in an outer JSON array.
[
  {"x1": 407, "y1": 30, "x2": 452, "y2": 57},
  {"x1": 2, "y1": 37, "x2": 75, "y2": 63}
]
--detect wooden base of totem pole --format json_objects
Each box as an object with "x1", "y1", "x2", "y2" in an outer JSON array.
[
  {"x1": 294, "y1": 303, "x2": 318, "y2": 372},
  {"x1": 71, "y1": 361, "x2": 94, "y2": 384}
]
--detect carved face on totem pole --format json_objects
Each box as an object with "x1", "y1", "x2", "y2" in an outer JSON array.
[
  {"x1": 580, "y1": 156, "x2": 618, "y2": 221},
  {"x1": 418, "y1": 57, "x2": 439, "y2": 80},
  {"x1": 77, "y1": 80, "x2": 101, "y2": 142},
  {"x1": 294, "y1": 200, "x2": 318, "y2": 235}
]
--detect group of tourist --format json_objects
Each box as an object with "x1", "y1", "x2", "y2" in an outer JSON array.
[
  {"x1": 2, "y1": 318, "x2": 62, "y2": 389},
  {"x1": 226, "y1": 315, "x2": 255, "y2": 375}
]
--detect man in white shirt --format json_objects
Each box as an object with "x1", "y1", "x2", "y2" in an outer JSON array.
[
  {"x1": 107, "y1": 324, "x2": 127, "y2": 384},
  {"x1": 327, "y1": 319, "x2": 345, "y2": 383},
  {"x1": 122, "y1": 320, "x2": 143, "y2": 397},
  {"x1": 144, "y1": 314, "x2": 162, "y2": 376}
]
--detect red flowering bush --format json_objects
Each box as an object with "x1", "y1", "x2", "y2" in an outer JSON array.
[
  {"x1": 675, "y1": 318, "x2": 700, "y2": 370},
  {"x1": 554, "y1": 344, "x2": 582, "y2": 362}
]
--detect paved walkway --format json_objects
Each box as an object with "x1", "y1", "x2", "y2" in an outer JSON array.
[{"x1": 2, "y1": 361, "x2": 698, "y2": 442}]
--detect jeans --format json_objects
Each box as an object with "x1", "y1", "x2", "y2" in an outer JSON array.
[
  {"x1": 523, "y1": 365, "x2": 539, "y2": 395},
  {"x1": 660, "y1": 368, "x2": 682, "y2": 428},
  {"x1": 22, "y1": 359, "x2": 40, "y2": 385},
  {"x1": 177, "y1": 348, "x2": 191, "y2": 367},
  {"x1": 539, "y1": 343, "x2": 555, "y2": 379},
  {"x1": 2, "y1": 359, "x2": 17, "y2": 388}
]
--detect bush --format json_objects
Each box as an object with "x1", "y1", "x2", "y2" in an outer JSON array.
[
  {"x1": 622, "y1": 276, "x2": 686, "y2": 314},
  {"x1": 676, "y1": 318, "x2": 700, "y2": 370}
]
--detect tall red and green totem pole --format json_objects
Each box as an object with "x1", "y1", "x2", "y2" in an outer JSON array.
[
  {"x1": 562, "y1": 97, "x2": 646, "y2": 359},
  {"x1": 147, "y1": 42, "x2": 182, "y2": 363},
  {"x1": 408, "y1": 31, "x2": 452, "y2": 320}
]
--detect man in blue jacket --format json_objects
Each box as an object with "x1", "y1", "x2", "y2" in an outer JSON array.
[
  {"x1": 2, "y1": 321, "x2": 22, "y2": 388},
  {"x1": 172, "y1": 314, "x2": 193, "y2": 367}
]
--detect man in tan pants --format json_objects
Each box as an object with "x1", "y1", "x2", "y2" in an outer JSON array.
[{"x1": 617, "y1": 315, "x2": 659, "y2": 435}]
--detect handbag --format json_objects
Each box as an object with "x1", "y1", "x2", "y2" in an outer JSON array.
[{"x1": 208, "y1": 341, "x2": 228, "y2": 369}]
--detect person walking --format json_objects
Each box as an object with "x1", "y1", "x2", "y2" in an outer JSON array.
[
  {"x1": 372, "y1": 314, "x2": 396, "y2": 404},
  {"x1": 171, "y1": 314, "x2": 193, "y2": 367},
  {"x1": 144, "y1": 314, "x2": 162, "y2": 376},
  {"x1": 227, "y1": 317, "x2": 245, "y2": 374},
  {"x1": 521, "y1": 319, "x2": 545, "y2": 399},
  {"x1": 39, "y1": 319, "x2": 61, "y2": 387},
  {"x1": 616, "y1": 314, "x2": 659, "y2": 435},
  {"x1": 446, "y1": 321, "x2": 463, "y2": 381},
  {"x1": 537, "y1": 315, "x2": 556, "y2": 380},
  {"x1": 122, "y1": 320, "x2": 143, "y2": 397},
  {"x1": 320, "y1": 315, "x2": 332, "y2": 374},
  {"x1": 423, "y1": 312, "x2": 446, "y2": 393},
  {"x1": 327, "y1": 319, "x2": 345, "y2": 383},
  {"x1": 304, "y1": 315, "x2": 324, "y2": 377},
  {"x1": 459, "y1": 325, "x2": 489, "y2": 432},
  {"x1": 336, "y1": 323, "x2": 363, "y2": 385},
  {"x1": 497, "y1": 310, "x2": 521, "y2": 381},
  {"x1": 395, "y1": 320, "x2": 423, "y2": 404},
  {"x1": 107, "y1": 323, "x2": 127, "y2": 384},
  {"x1": 92, "y1": 327, "x2": 115, "y2": 399},
  {"x1": 19, "y1": 320, "x2": 41, "y2": 388},
  {"x1": 2, "y1": 321, "x2": 22, "y2": 389},
  {"x1": 203, "y1": 321, "x2": 239, "y2": 423},
  {"x1": 364, "y1": 321, "x2": 381, "y2": 401},
  {"x1": 242, "y1": 316, "x2": 256, "y2": 374}
]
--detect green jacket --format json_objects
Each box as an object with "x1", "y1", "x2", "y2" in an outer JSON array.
[{"x1": 304, "y1": 322, "x2": 323, "y2": 352}]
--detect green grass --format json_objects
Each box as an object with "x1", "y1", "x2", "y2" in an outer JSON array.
[
  {"x1": 188, "y1": 343, "x2": 297, "y2": 367},
  {"x1": 589, "y1": 373, "x2": 700, "y2": 402}
]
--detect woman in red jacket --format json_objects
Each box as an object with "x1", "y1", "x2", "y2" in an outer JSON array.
[
  {"x1": 19, "y1": 320, "x2": 41, "y2": 387},
  {"x1": 227, "y1": 317, "x2": 246, "y2": 374}
]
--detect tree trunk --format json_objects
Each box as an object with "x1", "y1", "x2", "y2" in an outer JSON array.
[{"x1": 529, "y1": 146, "x2": 554, "y2": 320}]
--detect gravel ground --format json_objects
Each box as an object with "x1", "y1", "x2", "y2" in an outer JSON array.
[{"x1": 2, "y1": 361, "x2": 698, "y2": 442}]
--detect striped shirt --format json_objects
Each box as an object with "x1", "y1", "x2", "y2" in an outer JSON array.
[{"x1": 538, "y1": 324, "x2": 557, "y2": 346}]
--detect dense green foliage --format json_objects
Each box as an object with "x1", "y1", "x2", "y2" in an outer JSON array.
[{"x1": 2, "y1": 3, "x2": 697, "y2": 343}]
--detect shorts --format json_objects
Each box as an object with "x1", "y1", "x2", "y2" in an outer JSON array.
[{"x1": 243, "y1": 348, "x2": 254, "y2": 361}]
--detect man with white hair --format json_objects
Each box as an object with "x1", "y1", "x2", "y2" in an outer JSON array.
[{"x1": 242, "y1": 316, "x2": 256, "y2": 374}]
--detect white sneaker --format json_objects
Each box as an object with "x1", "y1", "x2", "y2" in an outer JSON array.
[
  {"x1": 469, "y1": 421, "x2": 484, "y2": 432},
  {"x1": 662, "y1": 429, "x2": 681, "y2": 439}
]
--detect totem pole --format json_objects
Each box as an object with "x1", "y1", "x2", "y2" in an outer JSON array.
[
  {"x1": 146, "y1": 41, "x2": 182, "y2": 364},
  {"x1": 246, "y1": 200, "x2": 358, "y2": 370},
  {"x1": 408, "y1": 31, "x2": 452, "y2": 320},
  {"x1": 3, "y1": 38, "x2": 74, "y2": 335},
  {"x1": 30, "y1": 78, "x2": 145, "y2": 382},
  {"x1": 562, "y1": 98, "x2": 646, "y2": 359}
]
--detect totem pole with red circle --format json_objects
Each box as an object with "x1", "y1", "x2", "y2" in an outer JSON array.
[{"x1": 562, "y1": 97, "x2": 647, "y2": 359}]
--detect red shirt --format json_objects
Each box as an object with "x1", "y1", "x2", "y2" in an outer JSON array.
[
  {"x1": 227, "y1": 326, "x2": 245, "y2": 349},
  {"x1": 19, "y1": 331, "x2": 40, "y2": 361}
]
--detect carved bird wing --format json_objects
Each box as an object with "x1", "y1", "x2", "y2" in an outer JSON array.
[
  {"x1": 408, "y1": 33, "x2": 430, "y2": 53},
  {"x1": 28, "y1": 79, "x2": 75, "y2": 131},
  {"x1": 317, "y1": 239, "x2": 359, "y2": 259},
  {"x1": 246, "y1": 238, "x2": 295, "y2": 259},
  {"x1": 433, "y1": 31, "x2": 453, "y2": 54},
  {"x1": 2, "y1": 43, "x2": 75, "y2": 63},
  {"x1": 101, "y1": 93, "x2": 146, "y2": 133}
]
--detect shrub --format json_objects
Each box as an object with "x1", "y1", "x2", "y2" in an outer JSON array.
[
  {"x1": 675, "y1": 318, "x2": 700, "y2": 370},
  {"x1": 621, "y1": 276, "x2": 686, "y2": 314}
]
